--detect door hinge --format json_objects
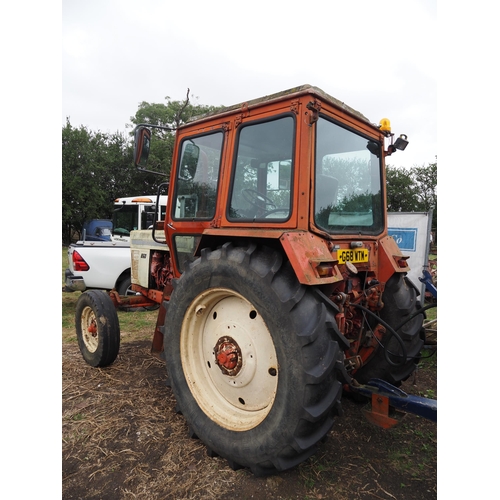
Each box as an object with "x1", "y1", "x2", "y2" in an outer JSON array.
[
  {"x1": 306, "y1": 100, "x2": 322, "y2": 125},
  {"x1": 235, "y1": 103, "x2": 250, "y2": 128}
]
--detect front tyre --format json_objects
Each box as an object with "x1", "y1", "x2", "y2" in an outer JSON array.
[
  {"x1": 164, "y1": 243, "x2": 344, "y2": 476},
  {"x1": 75, "y1": 290, "x2": 120, "y2": 367}
]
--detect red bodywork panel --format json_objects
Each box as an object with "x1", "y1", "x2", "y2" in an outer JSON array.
[
  {"x1": 377, "y1": 235, "x2": 411, "y2": 283},
  {"x1": 279, "y1": 231, "x2": 343, "y2": 285}
]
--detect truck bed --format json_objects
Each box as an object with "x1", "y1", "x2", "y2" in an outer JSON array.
[{"x1": 65, "y1": 240, "x2": 131, "y2": 292}]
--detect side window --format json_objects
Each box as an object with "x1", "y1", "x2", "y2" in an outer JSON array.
[
  {"x1": 174, "y1": 235, "x2": 201, "y2": 273},
  {"x1": 141, "y1": 205, "x2": 156, "y2": 229},
  {"x1": 228, "y1": 116, "x2": 294, "y2": 221},
  {"x1": 173, "y1": 131, "x2": 223, "y2": 220}
]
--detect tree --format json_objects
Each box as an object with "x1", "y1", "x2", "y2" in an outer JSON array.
[
  {"x1": 128, "y1": 89, "x2": 223, "y2": 176},
  {"x1": 386, "y1": 159, "x2": 437, "y2": 239},
  {"x1": 62, "y1": 91, "x2": 224, "y2": 243},
  {"x1": 62, "y1": 120, "x2": 108, "y2": 243},
  {"x1": 385, "y1": 166, "x2": 421, "y2": 212},
  {"x1": 413, "y1": 161, "x2": 437, "y2": 213},
  {"x1": 62, "y1": 120, "x2": 144, "y2": 243}
]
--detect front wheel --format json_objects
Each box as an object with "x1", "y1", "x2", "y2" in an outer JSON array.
[
  {"x1": 75, "y1": 290, "x2": 120, "y2": 367},
  {"x1": 164, "y1": 243, "x2": 344, "y2": 475}
]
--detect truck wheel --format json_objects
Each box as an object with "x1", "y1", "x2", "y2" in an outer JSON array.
[
  {"x1": 75, "y1": 290, "x2": 120, "y2": 367},
  {"x1": 164, "y1": 243, "x2": 344, "y2": 476},
  {"x1": 117, "y1": 275, "x2": 159, "y2": 312},
  {"x1": 355, "y1": 274, "x2": 425, "y2": 385},
  {"x1": 117, "y1": 275, "x2": 133, "y2": 296}
]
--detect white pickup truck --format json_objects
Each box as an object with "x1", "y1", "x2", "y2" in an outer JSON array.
[
  {"x1": 65, "y1": 194, "x2": 168, "y2": 295},
  {"x1": 64, "y1": 240, "x2": 132, "y2": 295}
]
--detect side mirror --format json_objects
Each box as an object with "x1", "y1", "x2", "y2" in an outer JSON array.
[
  {"x1": 134, "y1": 127, "x2": 152, "y2": 167},
  {"x1": 179, "y1": 142, "x2": 200, "y2": 179}
]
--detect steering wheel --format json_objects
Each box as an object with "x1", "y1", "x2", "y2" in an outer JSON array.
[{"x1": 241, "y1": 188, "x2": 277, "y2": 211}]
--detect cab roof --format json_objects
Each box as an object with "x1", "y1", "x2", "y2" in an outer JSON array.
[{"x1": 183, "y1": 84, "x2": 375, "y2": 129}]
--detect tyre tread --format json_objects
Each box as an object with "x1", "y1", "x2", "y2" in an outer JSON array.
[
  {"x1": 75, "y1": 290, "x2": 120, "y2": 367},
  {"x1": 164, "y1": 244, "x2": 344, "y2": 475}
]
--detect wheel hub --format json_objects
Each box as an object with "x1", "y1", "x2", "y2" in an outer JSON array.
[
  {"x1": 180, "y1": 288, "x2": 279, "y2": 429},
  {"x1": 88, "y1": 320, "x2": 97, "y2": 335},
  {"x1": 215, "y1": 336, "x2": 242, "y2": 376}
]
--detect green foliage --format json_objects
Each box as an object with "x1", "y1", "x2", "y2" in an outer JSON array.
[
  {"x1": 386, "y1": 160, "x2": 437, "y2": 235},
  {"x1": 62, "y1": 120, "x2": 114, "y2": 243},
  {"x1": 386, "y1": 167, "x2": 420, "y2": 212},
  {"x1": 62, "y1": 119, "x2": 159, "y2": 243},
  {"x1": 62, "y1": 91, "x2": 223, "y2": 244},
  {"x1": 128, "y1": 91, "x2": 223, "y2": 177}
]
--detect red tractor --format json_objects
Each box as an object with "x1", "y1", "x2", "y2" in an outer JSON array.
[{"x1": 75, "y1": 85, "x2": 431, "y2": 476}]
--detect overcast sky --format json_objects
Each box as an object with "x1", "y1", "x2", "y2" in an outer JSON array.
[{"x1": 62, "y1": 0, "x2": 437, "y2": 170}]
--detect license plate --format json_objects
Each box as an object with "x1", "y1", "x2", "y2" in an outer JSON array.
[{"x1": 337, "y1": 248, "x2": 369, "y2": 264}]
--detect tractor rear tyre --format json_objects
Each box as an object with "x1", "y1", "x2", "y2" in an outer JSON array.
[
  {"x1": 163, "y1": 243, "x2": 344, "y2": 476},
  {"x1": 75, "y1": 290, "x2": 120, "y2": 367},
  {"x1": 354, "y1": 273, "x2": 425, "y2": 385}
]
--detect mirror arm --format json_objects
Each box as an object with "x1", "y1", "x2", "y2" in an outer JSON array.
[
  {"x1": 133, "y1": 123, "x2": 174, "y2": 133},
  {"x1": 137, "y1": 167, "x2": 168, "y2": 177}
]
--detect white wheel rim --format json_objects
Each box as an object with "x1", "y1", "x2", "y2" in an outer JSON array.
[
  {"x1": 180, "y1": 288, "x2": 278, "y2": 431},
  {"x1": 80, "y1": 305, "x2": 99, "y2": 353}
]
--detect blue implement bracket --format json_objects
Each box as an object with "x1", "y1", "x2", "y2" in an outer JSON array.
[
  {"x1": 350, "y1": 378, "x2": 437, "y2": 428},
  {"x1": 419, "y1": 269, "x2": 437, "y2": 299}
]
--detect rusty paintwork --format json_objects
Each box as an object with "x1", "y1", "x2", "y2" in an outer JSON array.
[
  {"x1": 377, "y1": 235, "x2": 411, "y2": 284},
  {"x1": 280, "y1": 231, "x2": 343, "y2": 285}
]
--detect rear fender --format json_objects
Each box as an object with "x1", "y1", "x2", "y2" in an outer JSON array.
[
  {"x1": 377, "y1": 236, "x2": 411, "y2": 283},
  {"x1": 279, "y1": 231, "x2": 344, "y2": 285},
  {"x1": 198, "y1": 231, "x2": 344, "y2": 286}
]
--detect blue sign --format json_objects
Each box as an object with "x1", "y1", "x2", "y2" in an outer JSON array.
[{"x1": 388, "y1": 227, "x2": 417, "y2": 251}]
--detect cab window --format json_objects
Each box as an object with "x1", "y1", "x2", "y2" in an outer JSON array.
[
  {"x1": 173, "y1": 131, "x2": 223, "y2": 220},
  {"x1": 314, "y1": 117, "x2": 384, "y2": 235},
  {"x1": 228, "y1": 116, "x2": 294, "y2": 221}
]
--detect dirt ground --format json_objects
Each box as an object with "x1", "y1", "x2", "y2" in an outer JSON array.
[{"x1": 62, "y1": 337, "x2": 437, "y2": 500}]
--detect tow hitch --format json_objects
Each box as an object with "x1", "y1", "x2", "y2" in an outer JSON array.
[{"x1": 350, "y1": 378, "x2": 437, "y2": 429}]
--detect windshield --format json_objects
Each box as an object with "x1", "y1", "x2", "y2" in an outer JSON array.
[
  {"x1": 113, "y1": 204, "x2": 166, "y2": 234},
  {"x1": 314, "y1": 117, "x2": 384, "y2": 235},
  {"x1": 113, "y1": 206, "x2": 139, "y2": 235},
  {"x1": 97, "y1": 227, "x2": 112, "y2": 237}
]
